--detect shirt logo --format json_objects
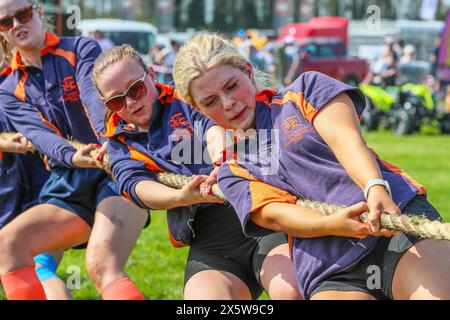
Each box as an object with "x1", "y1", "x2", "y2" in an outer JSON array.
[
  {"x1": 169, "y1": 113, "x2": 194, "y2": 141},
  {"x1": 281, "y1": 115, "x2": 313, "y2": 147},
  {"x1": 61, "y1": 76, "x2": 80, "y2": 102}
]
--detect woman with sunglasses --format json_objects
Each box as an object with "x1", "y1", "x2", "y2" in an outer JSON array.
[
  {"x1": 172, "y1": 33, "x2": 450, "y2": 300},
  {"x1": 92, "y1": 44, "x2": 301, "y2": 300},
  {"x1": 0, "y1": 0, "x2": 148, "y2": 300}
]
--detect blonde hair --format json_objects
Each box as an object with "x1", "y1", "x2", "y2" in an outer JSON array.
[
  {"x1": 92, "y1": 44, "x2": 147, "y2": 94},
  {"x1": 173, "y1": 32, "x2": 279, "y2": 106},
  {"x1": 0, "y1": 1, "x2": 51, "y2": 65}
]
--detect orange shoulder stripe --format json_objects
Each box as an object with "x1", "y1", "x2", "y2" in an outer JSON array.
[
  {"x1": 45, "y1": 47, "x2": 76, "y2": 67},
  {"x1": 272, "y1": 91, "x2": 319, "y2": 123}
]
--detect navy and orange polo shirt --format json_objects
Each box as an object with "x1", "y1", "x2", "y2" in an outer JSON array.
[
  {"x1": 0, "y1": 33, "x2": 106, "y2": 168},
  {"x1": 106, "y1": 83, "x2": 217, "y2": 247},
  {"x1": 217, "y1": 71, "x2": 426, "y2": 299}
]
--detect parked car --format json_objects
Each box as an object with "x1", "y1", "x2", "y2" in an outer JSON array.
[
  {"x1": 77, "y1": 19, "x2": 158, "y2": 54},
  {"x1": 286, "y1": 37, "x2": 369, "y2": 86}
]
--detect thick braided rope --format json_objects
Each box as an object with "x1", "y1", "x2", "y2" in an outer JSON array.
[
  {"x1": 156, "y1": 172, "x2": 450, "y2": 241},
  {"x1": 295, "y1": 199, "x2": 450, "y2": 241},
  {"x1": 11, "y1": 136, "x2": 450, "y2": 241}
]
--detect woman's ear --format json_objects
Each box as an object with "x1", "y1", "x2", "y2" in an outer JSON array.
[
  {"x1": 147, "y1": 66, "x2": 157, "y2": 84},
  {"x1": 37, "y1": 5, "x2": 43, "y2": 19},
  {"x1": 243, "y1": 61, "x2": 254, "y2": 80}
]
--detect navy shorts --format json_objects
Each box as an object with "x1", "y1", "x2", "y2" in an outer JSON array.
[{"x1": 39, "y1": 167, "x2": 119, "y2": 227}]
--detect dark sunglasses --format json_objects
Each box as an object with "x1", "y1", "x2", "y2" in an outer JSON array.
[
  {"x1": 103, "y1": 72, "x2": 148, "y2": 113},
  {"x1": 0, "y1": 5, "x2": 37, "y2": 32}
]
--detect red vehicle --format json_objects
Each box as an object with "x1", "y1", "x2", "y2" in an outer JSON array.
[
  {"x1": 294, "y1": 37, "x2": 369, "y2": 86},
  {"x1": 279, "y1": 17, "x2": 369, "y2": 85},
  {"x1": 279, "y1": 17, "x2": 349, "y2": 45}
]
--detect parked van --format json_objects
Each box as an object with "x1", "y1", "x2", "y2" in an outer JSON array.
[{"x1": 77, "y1": 19, "x2": 158, "y2": 53}]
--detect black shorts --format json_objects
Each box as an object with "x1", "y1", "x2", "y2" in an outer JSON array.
[
  {"x1": 310, "y1": 195, "x2": 443, "y2": 300},
  {"x1": 184, "y1": 203, "x2": 288, "y2": 299}
]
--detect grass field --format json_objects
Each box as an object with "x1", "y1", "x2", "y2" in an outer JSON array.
[{"x1": 1, "y1": 131, "x2": 449, "y2": 300}]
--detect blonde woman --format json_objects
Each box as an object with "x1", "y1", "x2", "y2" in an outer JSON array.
[{"x1": 172, "y1": 32, "x2": 450, "y2": 300}]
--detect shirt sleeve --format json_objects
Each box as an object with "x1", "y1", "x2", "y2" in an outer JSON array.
[
  {"x1": 217, "y1": 160, "x2": 297, "y2": 238},
  {"x1": 75, "y1": 37, "x2": 107, "y2": 143},
  {"x1": 0, "y1": 91, "x2": 76, "y2": 167},
  {"x1": 108, "y1": 137, "x2": 157, "y2": 209},
  {"x1": 0, "y1": 110, "x2": 9, "y2": 132},
  {"x1": 282, "y1": 71, "x2": 366, "y2": 123}
]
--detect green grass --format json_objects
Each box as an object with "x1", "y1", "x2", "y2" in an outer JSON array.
[{"x1": 1, "y1": 131, "x2": 449, "y2": 300}]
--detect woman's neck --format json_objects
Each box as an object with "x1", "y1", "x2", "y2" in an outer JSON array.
[
  {"x1": 138, "y1": 125, "x2": 148, "y2": 133},
  {"x1": 19, "y1": 35, "x2": 46, "y2": 69},
  {"x1": 20, "y1": 48, "x2": 43, "y2": 69}
]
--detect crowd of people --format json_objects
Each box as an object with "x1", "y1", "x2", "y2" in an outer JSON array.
[{"x1": 1, "y1": 0, "x2": 450, "y2": 301}]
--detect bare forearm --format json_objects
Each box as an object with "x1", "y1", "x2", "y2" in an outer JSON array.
[
  {"x1": 135, "y1": 180, "x2": 186, "y2": 210},
  {"x1": 251, "y1": 202, "x2": 333, "y2": 238}
]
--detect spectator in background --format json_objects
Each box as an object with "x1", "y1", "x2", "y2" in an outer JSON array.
[
  {"x1": 364, "y1": 48, "x2": 397, "y2": 87},
  {"x1": 383, "y1": 36, "x2": 398, "y2": 63},
  {"x1": 399, "y1": 44, "x2": 416, "y2": 64},
  {"x1": 90, "y1": 30, "x2": 114, "y2": 52},
  {"x1": 281, "y1": 36, "x2": 301, "y2": 86},
  {"x1": 394, "y1": 38, "x2": 406, "y2": 60},
  {"x1": 160, "y1": 40, "x2": 180, "y2": 83},
  {"x1": 430, "y1": 36, "x2": 441, "y2": 77}
]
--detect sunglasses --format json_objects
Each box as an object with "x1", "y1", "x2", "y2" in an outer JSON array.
[
  {"x1": 103, "y1": 72, "x2": 148, "y2": 113},
  {"x1": 0, "y1": 5, "x2": 37, "y2": 32}
]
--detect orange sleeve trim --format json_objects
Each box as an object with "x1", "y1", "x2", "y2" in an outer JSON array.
[
  {"x1": 227, "y1": 160, "x2": 297, "y2": 213},
  {"x1": 122, "y1": 191, "x2": 139, "y2": 206},
  {"x1": 249, "y1": 180, "x2": 298, "y2": 212},
  {"x1": 13, "y1": 72, "x2": 28, "y2": 102},
  {"x1": 38, "y1": 112, "x2": 63, "y2": 137},
  {"x1": 122, "y1": 138, "x2": 164, "y2": 174},
  {"x1": 272, "y1": 91, "x2": 319, "y2": 123},
  {"x1": 167, "y1": 228, "x2": 188, "y2": 248},
  {"x1": 81, "y1": 104, "x2": 100, "y2": 140},
  {"x1": 370, "y1": 149, "x2": 427, "y2": 195}
]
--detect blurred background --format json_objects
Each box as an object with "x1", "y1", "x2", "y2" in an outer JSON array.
[{"x1": 40, "y1": 0, "x2": 450, "y2": 137}]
